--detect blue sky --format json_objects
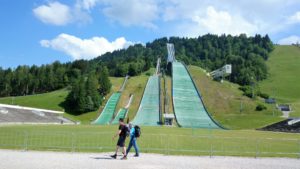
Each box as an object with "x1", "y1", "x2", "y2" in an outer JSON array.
[{"x1": 1, "y1": 0, "x2": 300, "y2": 69}]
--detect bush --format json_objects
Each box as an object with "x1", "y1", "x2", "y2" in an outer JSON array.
[
  {"x1": 257, "y1": 92, "x2": 269, "y2": 99},
  {"x1": 239, "y1": 86, "x2": 250, "y2": 92},
  {"x1": 239, "y1": 86, "x2": 254, "y2": 98},
  {"x1": 256, "y1": 104, "x2": 267, "y2": 111}
]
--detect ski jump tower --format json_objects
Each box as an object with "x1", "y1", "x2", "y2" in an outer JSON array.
[{"x1": 167, "y1": 43, "x2": 175, "y2": 63}]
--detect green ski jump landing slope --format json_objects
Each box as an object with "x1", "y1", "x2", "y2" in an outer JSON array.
[
  {"x1": 132, "y1": 75, "x2": 160, "y2": 126},
  {"x1": 93, "y1": 76, "x2": 128, "y2": 125},
  {"x1": 172, "y1": 62, "x2": 222, "y2": 128},
  {"x1": 92, "y1": 92, "x2": 121, "y2": 125},
  {"x1": 111, "y1": 108, "x2": 127, "y2": 124}
]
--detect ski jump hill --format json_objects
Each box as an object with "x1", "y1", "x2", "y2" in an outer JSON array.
[{"x1": 94, "y1": 44, "x2": 223, "y2": 129}]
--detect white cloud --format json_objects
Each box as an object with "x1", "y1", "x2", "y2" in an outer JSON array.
[
  {"x1": 33, "y1": 2, "x2": 72, "y2": 26},
  {"x1": 75, "y1": 0, "x2": 100, "y2": 11},
  {"x1": 40, "y1": 34, "x2": 134, "y2": 60},
  {"x1": 33, "y1": 0, "x2": 300, "y2": 37},
  {"x1": 33, "y1": 0, "x2": 160, "y2": 28},
  {"x1": 33, "y1": 1, "x2": 92, "y2": 26},
  {"x1": 160, "y1": 0, "x2": 300, "y2": 37},
  {"x1": 288, "y1": 11, "x2": 300, "y2": 24},
  {"x1": 278, "y1": 35, "x2": 300, "y2": 45},
  {"x1": 175, "y1": 6, "x2": 259, "y2": 37},
  {"x1": 193, "y1": 6, "x2": 258, "y2": 35},
  {"x1": 102, "y1": 0, "x2": 159, "y2": 29}
]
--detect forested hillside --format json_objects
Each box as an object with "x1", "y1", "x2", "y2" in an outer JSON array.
[
  {"x1": 96, "y1": 34, "x2": 273, "y2": 85},
  {"x1": 0, "y1": 34, "x2": 273, "y2": 99}
]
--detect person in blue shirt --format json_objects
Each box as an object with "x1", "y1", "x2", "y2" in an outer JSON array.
[{"x1": 126, "y1": 123, "x2": 139, "y2": 157}]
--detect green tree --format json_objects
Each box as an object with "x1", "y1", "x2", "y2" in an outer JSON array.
[
  {"x1": 128, "y1": 63, "x2": 138, "y2": 76},
  {"x1": 86, "y1": 73, "x2": 102, "y2": 111},
  {"x1": 115, "y1": 64, "x2": 128, "y2": 77},
  {"x1": 98, "y1": 66, "x2": 111, "y2": 96}
]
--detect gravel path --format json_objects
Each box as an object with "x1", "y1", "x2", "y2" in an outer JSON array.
[{"x1": 0, "y1": 149, "x2": 300, "y2": 169}]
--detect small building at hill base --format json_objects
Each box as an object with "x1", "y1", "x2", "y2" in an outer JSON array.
[
  {"x1": 163, "y1": 114, "x2": 175, "y2": 126},
  {"x1": 277, "y1": 104, "x2": 292, "y2": 111},
  {"x1": 265, "y1": 98, "x2": 276, "y2": 104}
]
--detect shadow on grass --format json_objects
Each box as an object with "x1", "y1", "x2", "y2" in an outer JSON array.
[{"x1": 59, "y1": 100, "x2": 82, "y2": 116}]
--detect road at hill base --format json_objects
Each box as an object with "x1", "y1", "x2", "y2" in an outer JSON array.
[{"x1": 0, "y1": 149, "x2": 299, "y2": 169}]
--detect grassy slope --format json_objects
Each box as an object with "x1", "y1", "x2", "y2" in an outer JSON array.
[
  {"x1": 0, "y1": 125, "x2": 299, "y2": 157},
  {"x1": 166, "y1": 76, "x2": 174, "y2": 114},
  {"x1": 0, "y1": 89, "x2": 68, "y2": 111},
  {"x1": 0, "y1": 77, "x2": 124, "y2": 124},
  {"x1": 160, "y1": 75, "x2": 174, "y2": 114},
  {"x1": 160, "y1": 75, "x2": 165, "y2": 116},
  {"x1": 260, "y1": 45, "x2": 300, "y2": 117},
  {"x1": 188, "y1": 66, "x2": 283, "y2": 129},
  {"x1": 115, "y1": 68, "x2": 155, "y2": 121}
]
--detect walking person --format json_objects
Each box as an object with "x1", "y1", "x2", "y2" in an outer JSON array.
[
  {"x1": 126, "y1": 123, "x2": 140, "y2": 157},
  {"x1": 111, "y1": 118, "x2": 129, "y2": 160}
]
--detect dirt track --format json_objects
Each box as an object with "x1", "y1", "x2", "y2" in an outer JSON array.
[{"x1": 0, "y1": 149, "x2": 299, "y2": 169}]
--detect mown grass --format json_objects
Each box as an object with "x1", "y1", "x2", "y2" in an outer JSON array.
[
  {"x1": 0, "y1": 88, "x2": 68, "y2": 111},
  {"x1": 188, "y1": 65, "x2": 283, "y2": 129},
  {"x1": 0, "y1": 125, "x2": 299, "y2": 158},
  {"x1": 260, "y1": 45, "x2": 300, "y2": 117}
]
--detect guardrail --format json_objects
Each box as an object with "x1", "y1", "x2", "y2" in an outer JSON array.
[{"x1": 0, "y1": 130, "x2": 299, "y2": 158}]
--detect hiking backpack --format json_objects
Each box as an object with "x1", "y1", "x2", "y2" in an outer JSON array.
[
  {"x1": 125, "y1": 126, "x2": 130, "y2": 137},
  {"x1": 134, "y1": 125, "x2": 141, "y2": 138}
]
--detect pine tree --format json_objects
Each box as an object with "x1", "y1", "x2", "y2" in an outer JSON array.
[
  {"x1": 128, "y1": 63, "x2": 138, "y2": 76},
  {"x1": 86, "y1": 73, "x2": 101, "y2": 111},
  {"x1": 98, "y1": 66, "x2": 111, "y2": 96},
  {"x1": 77, "y1": 77, "x2": 87, "y2": 113}
]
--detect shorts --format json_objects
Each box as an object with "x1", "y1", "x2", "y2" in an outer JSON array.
[{"x1": 117, "y1": 136, "x2": 126, "y2": 147}]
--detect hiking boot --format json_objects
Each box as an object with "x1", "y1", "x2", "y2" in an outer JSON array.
[
  {"x1": 110, "y1": 154, "x2": 117, "y2": 159},
  {"x1": 134, "y1": 154, "x2": 139, "y2": 157},
  {"x1": 121, "y1": 156, "x2": 127, "y2": 160}
]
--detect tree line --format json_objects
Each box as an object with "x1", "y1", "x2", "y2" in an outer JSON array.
[
  {"x1": 0, "y1": 34, "x2": 274, "y2": 112},
  {"x1": 96, "y1": 34, "x2": 273, "y2": 85},
  {"x1": 0, "y1": 60, "x2": 111, "y2": 114}
]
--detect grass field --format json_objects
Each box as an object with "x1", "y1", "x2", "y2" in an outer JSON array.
[
  {"x1": 260, "y1": 45, "x2": 300, "y2": 117},
  {"x1": 0, "y1": 125, "x2": 299, "y2": 158},
  {"x1": 188, "y1": 66, "x2": 283, "y2": 129}
]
